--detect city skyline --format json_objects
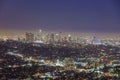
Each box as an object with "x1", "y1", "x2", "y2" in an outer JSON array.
[{"x1": 0, "y1": 0, "x2": 120, "y2": 33}]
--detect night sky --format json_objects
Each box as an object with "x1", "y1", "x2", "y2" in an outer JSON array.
[{"x1": 0, "y1": 0, "x2": 120, "y2": 33}]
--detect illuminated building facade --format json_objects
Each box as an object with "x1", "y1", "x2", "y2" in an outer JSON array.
[{"x1": 26, "y1": 32, "x2": 34, "y2": 42}]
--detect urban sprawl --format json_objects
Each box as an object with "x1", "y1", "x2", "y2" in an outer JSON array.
[{"x1": 0, "y1": 30, "x2": 120, "y2": 80}]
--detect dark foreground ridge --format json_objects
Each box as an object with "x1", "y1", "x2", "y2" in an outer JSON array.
[{"x1": 0, "y1": 40, "x2": 120, "y2": 80}]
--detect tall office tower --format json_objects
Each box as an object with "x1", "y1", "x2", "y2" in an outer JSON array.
[
  {"x1": 76, "y1": 37, "x2": 80, "y2": 43},
  {"x1": 50, "y1": 33, "x2": 55, "y2": 43},
  {"x1": 46, "y1": 34, "x2": 50, "y2": 43},
  {"x1": 68, "y1": 34, "x2": 71, "y2": 42},
  {"x1": 58, "y1": 32, "x2": 62, "y2": 42},
  {"x1": 25, "y1": 32, "x2": 34, "y2": 42},
  {"x1": 74, "y1": 32, "x2": 78, "y2": 43},
  {"x1": 92, "y1": 36, "x2": 96, "y2": 44},
  {"x1": 38, "y1": 29, "x2": 42, "y2": 40},
  {"x1": 55, "y1": 33, "x2": 59, "y2": 42}
]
